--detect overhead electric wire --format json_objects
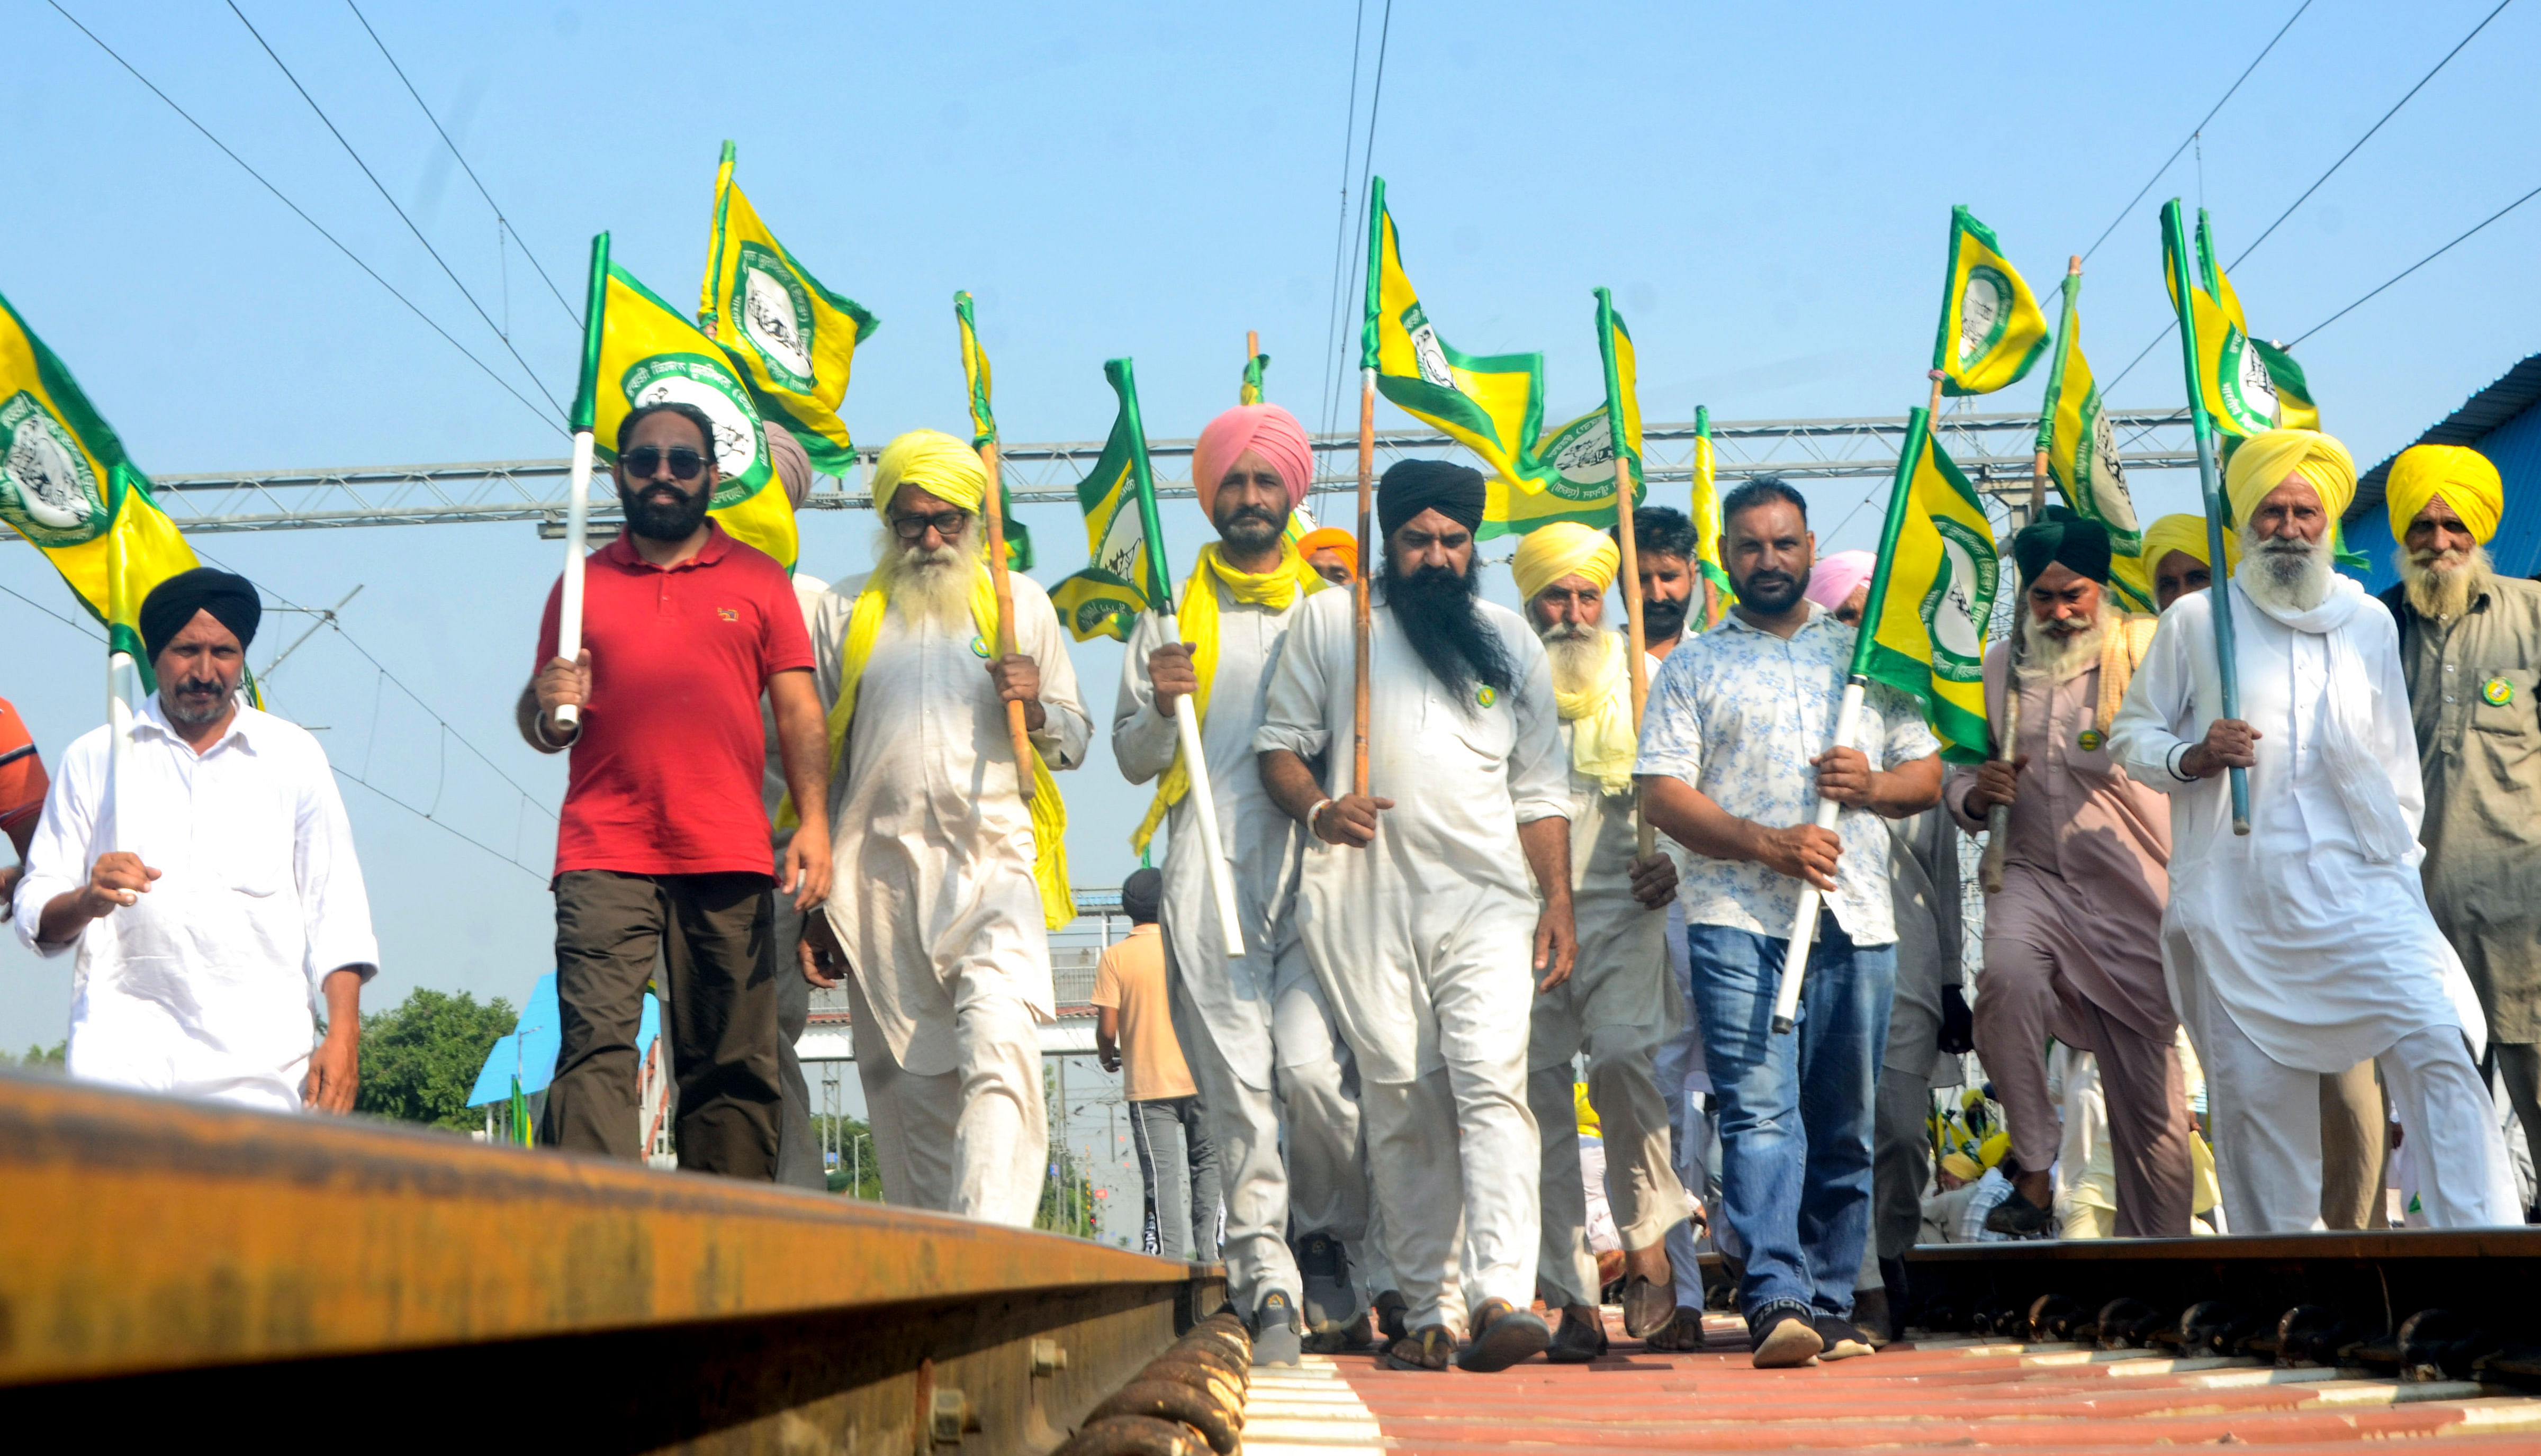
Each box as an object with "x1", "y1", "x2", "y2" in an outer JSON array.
[
  {"x1": 2229, "y1": 0, "x2": 2515, "y2": 268},
  {"x1": 1312, "y1": 0, "x2": 1372, "y2": 450},
  {"x1": 1314, "y1": 0, "x2": 1396, "y2": 469},
  {"x1": 226, "y1": 2, "x2": 567, "y2": 419},
  {"x1": 0, "y1": 581, "x2": 104, "y2": 643},
  {"x1": 343, "y1": 0, "x2": 580, "y2": 329},
  {"x1": 42, "y1": 2, "x2": 560, "y2": 435},
  {"x1": 2286, "y1": 179, "x2": 2541, "y2": 347},
  {"x1": 2077, "y1": 0, "x2": 2314, "y2": 265}
]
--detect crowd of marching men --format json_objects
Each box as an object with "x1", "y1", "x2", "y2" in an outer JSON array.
[{"x1": 8, "y1": 392, "x2": 2540, "y2": 1374}]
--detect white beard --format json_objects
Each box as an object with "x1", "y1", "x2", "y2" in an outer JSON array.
[
  {"x1": 2398, "y1": 541, "x2": 2493, "y2": 621},
  {"x1": 1539, "y1": 621, "x2": 1616, "y2": 698},
  {"x1": 2237, "y1": 526, "x2": 2332, "y2": 614},
  {"x1": 874, "y1": 521, "x2": 982, "y2": 628},
  {"x1": 2016, "y1": 599, "x2": 2114, "y2": 682}
]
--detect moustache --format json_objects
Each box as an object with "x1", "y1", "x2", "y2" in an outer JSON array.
[{"x1": 174, "y1": 677, "x2": 227, "y2": 697}]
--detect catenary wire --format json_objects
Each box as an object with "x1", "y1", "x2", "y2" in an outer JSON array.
[
  {"x1": 0, "y1": 581, "x2": 105, "y2": 643},
  {"x1": 2286, "y1": 180, "x2": 2541, "y2": 347},
  {"x1": 226, "y1": 2, "x2": 568, "y2": 419},
  {"x1": 1318, "y1": 0, "x2": 1397, "y2": 477},
  {"x1": 42, "y1": 2, "x2": 562, "y2": 435},
  {"x1": 2077, "y1": 0, "x2": 2314, "y2": 265},
  {"x1": 343, "y1": 0, "x2": 580, "y2": 329},
  {"x1": 1312, "y1": 0, "x2": 1372, "y2": 452},
  {"x1": 2228, "y1": 0, "x2": 2515, "y2": 269}
]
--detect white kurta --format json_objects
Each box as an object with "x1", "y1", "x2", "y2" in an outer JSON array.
[
  {"x1": 11, "y1": 697, "x2": 378, "y2": 1112},
  {"x1": 811, "y1": 571, "x2": 1089, "y2": 1074},
  {"x1": 2109, "y1": 578, "x2": 2483, "y2": 1073}
]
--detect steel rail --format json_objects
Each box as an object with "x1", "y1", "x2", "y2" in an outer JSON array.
[
  {"x1": 0, "y1": 410, "x2": 2196, "y2": 538},
  {"x1": 0, "y1": 1071, "x2": 1223, "y2": 1451}
]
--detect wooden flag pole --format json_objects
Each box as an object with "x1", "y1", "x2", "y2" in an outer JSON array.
[
  {"x1": 976, "y1": 441, "x2": 1040, "y2": 782},
  {"x1": 1613, "y1": 454, "x2": 1655, "y2": 858},
  {"x1": 1352, "y1": 367, "x2": 1375, "y2": 799}
]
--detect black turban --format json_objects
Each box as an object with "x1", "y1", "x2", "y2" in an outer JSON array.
[
  {"x1": 139, "y1": 568, "x2": 262, "y2": 661},
  {"x1": 1377, "y1": 459, "x2": 1486, "y2": 538},
  {"x1": 1121, "y1": 866, "x2": 1164, "y2": 926},
  {"x1": 2012, "y1": 505, "x2": 2112, "y2": 586}
]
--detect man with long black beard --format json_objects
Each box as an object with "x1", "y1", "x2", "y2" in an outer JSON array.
[
  {"x1": 2376, "y1": 443, "x2": 2541, "y2": 1219},
  {"x1": 1945, "y1": 508, "x2": 2191, "y2": 1239},
  {"x1": 1256, "y1": 459, "x2": 1574, "y2": 1373},
  {"x1": 1512, "y1": 521, "x2": 1689, "y2": 1360},
  {"x1": 521, "y1": 401, "x2": 831, "y2": 1179},
  {"x1": 2112, "y1": 429, "x2": 2517, "y2": 1230}
]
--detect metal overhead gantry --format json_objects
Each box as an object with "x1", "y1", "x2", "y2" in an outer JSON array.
[{"x1": 4, "y1": 409, "x2": 2200, "y2": 538}]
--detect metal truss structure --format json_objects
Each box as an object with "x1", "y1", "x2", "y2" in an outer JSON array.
[{"x1": 6, "y1": 409, "x2": 2198, "y2": 539}]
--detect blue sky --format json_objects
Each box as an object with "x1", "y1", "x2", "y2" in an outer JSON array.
[{"x1": 5, "y1": 0, "x2": 2537, "y2": 1061}]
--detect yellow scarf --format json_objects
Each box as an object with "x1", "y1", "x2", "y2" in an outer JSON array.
[
  {"x1": 1131, "y1": 541, "x2": 1317, "y2": 854},
  {"x1": 791, "y1": 562, "x2": 1073, "y2": 930},
  {"x1": 1554, "y1": 631, "x2": 1638, "y2": 795}
]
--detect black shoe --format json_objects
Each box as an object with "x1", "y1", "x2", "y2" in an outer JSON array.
[
  {"x1": 1252, "y1": 1290, "x2": 1303, "y2": 1367},
  {"x1": 1295, "y1": 1229, "x2": 1357, "y2": 1334},
  {"x1": 1545, "y1": 1304, "x2": 1609, "y2": 1363},
  {"x1": 1984, "y1": 1188, "x2": 2053, "y2": 1237},
  {"x1": 1813, "y1": 1314, "x2": 1876, "y2": 1360},
  {"x1": 1749, "y1": 1307, "x2": 1823, "y2": 1368},
  {"x1": 1373, "y1": 1289, "x2": 1410, "y2": 1343},
  {"x1": 1850, "y1": 1288, "x2": 1894, "y2": 1347}
]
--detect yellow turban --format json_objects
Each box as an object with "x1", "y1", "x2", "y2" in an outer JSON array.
[
  {"x1": 2137, "y1": 512, "x2": 2242, "y2": 578},
  {"x1": 2386, "y1": 443, "x2": 2503, "y2": 544},
  {"x1": 872, "y1": 428, "x2": 987, "y2": 513},
  {"x1": 2222, "y1": 427, "x2": 2356, "y2": 528},
  {"x1": 1939, "y1": 1153, "x2": 1982, "y2": 1183},
  {"x1": 1511, "y1": 521, "x2": 1620, "y2": 602}
]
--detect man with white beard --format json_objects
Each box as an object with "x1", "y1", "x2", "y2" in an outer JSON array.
[
  {"x1": 799, "y1": 429, "x2": 1086, "y2": 1227},
  {"x1": 2110, "y1": 428, "x2": 2517, "y2": 1231},
  {"x1": 1946, "y1": 507, "x2": 2193, "y2": 1238},
  {"x1": 1511, "y1": 521, "x2": 1691, "y2": 1360},
  {"x1": 2375, "y1": 443, "x2": 2541, "y2": 1219}
]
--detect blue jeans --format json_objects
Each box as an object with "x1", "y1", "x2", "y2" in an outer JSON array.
[{"x1": 1684, "y1": 915, "x2": 1895, "y2": 1326}]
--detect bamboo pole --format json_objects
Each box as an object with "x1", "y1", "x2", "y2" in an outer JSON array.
[
  {"x1": 1613, "y1": 455, "x2": 1655, "y2": 858},
  {"x1": 1352, "y1": 367, "x2": 1376, "y2": 799},
  {"x1": 976, "y1": 441, "x2": 1040, "y2": 782}
]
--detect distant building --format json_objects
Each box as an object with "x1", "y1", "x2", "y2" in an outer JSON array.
[{"x1": 2342, "y1": 354, "x2": 2541, "y2": 590}]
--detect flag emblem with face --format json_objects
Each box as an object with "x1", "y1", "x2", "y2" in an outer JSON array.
[
  {"x1": 0, "y1": 392, "x2": 104, "y2": 545},
  {"x1": 732, "y1": 242, "x2": 816, "y2": 390},
  {"x1": 618, "y1": 355, "x2": 768, "y2": 510},
  {"x1": 1956, "y1": 266, "x2": 2010, "y2": 369}
]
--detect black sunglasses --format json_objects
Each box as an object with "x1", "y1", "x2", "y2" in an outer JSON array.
[
  {"x1": 622, "y1": 446, "x2": 709, "y2": 481},
  {"x1": 891, "y1": 509, "x2": 969, "y2": 541}
]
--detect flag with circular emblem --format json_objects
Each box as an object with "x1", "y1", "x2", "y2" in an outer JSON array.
[
  {"x1": 0, "y1": 288, "x2": 201, "y2": 691},
  {"x1": 1933, "y1": 206, "x2": 2050, "y2": 397},
  {"x1": 952, "y1": 291, "x2": 1033, "y2": 572},
  {"x1": 2160, "y1": 207, "x2": 2316, "y2": 438},
  {"x1": 572, "y1": 234, "x2": 796, "y2": 568},
  {"x1": 1048, "y1": 359, "x2": 1167, "y2": 642},
  {"x1": 2034, "y1": 273, "x2": 2152, "y2": 611},
  {"x1": 1856, "y1": 407, "x2": 1999, "y2": 761},
  {"x1": 1509, "y1": 290, "x2": 1651, "y2": 538},
  {"x1": 699, "y1": 142, "x2": 878, "y2": 476}
]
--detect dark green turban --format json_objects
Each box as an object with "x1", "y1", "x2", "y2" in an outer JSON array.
[{"x1": 2012, "y1": 504, "x2": 2111, "y2": 585}]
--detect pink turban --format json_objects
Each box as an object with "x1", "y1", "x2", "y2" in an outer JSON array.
[
  {"x1": 1805, "y1": 550, "x2": 1875, "y2": 610},
  {"x1": 1193, "y1": 403, "x2": 1315, "y2": 520}
]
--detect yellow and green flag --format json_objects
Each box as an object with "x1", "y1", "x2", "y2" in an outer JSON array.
[
  {"x1": 1854, "y1": 408, "x2": 1999, "y2": 761},
  {"x1": 1933, "y1": 206, "x2": 2050, "y2": 397},
  {"x1": 0, "y1": 289, "x2": 201, "y2": 689},
  {"x1": 1362, "y1": 177, "x2": 1552, "y2": 508},
  {"x1": 2034, "y1": 272, "x2": 2152, "y2": 611},
  {"x1": 570, "y1": 232, "x2": 797, "y2": 568},
  {"x1": 1049, "y1": 359, "x2": 1170, "y2": 643},
  {"x1": 1240, "y1": 349, "x2": 1268, "y2": 405},
  {"x1": 2160, "y1": 207, "x2": 2316, "y2": 438},
  {"x1": 1689, "y1": 404, "x2": 1733, "y2": 623},
  {"x1": 1519, "y1": 290, "x2": 1651, "y2": 536},
  {"x1": 700, "y1": 142, "x2": 878, "y2": 475},
  {"x1": 952, "y1": 291, "x2": 1032, "y2": 571}
]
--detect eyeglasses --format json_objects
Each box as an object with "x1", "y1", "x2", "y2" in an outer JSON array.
[
  {"x1": 621, "y1": 446, "x2": 708, "y2": 481},
  {"x1": 891, "y1": 510, "x2": 969, "y2": 541}
]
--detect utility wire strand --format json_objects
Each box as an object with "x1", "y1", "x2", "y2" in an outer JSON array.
[
  {"x1": 2078, "y1": 0, "x2": 2314, "y2": 265},
  {"x1": 2229, "y1": 0, "x2": 2516, "y2": 269},
  {"x1": 331, "y1": 766, "x2": 547, "y2": 880},
  {"x1": 226, "y1": 2, "x2": 567, "y2": 420},
  {"x1": 2287, "y1": 179, "x2": 2541, "y2": 347},
  {"x1": 343, "y1": 0, "x2": 580, "y2": 329},
  {"x1": 43, "y1": 2, "x2": 560, "y2": 435},
  {"x1": 1313, "y1": 0, "x2": 1372, "y2": 451},
  {"x1": 0, "y1": 580, "x2": 105, "y2": 642}
]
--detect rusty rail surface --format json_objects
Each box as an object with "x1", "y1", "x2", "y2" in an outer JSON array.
[{"x1": 0, "y1": 1071, "x2": 1222, "y2": 1452}]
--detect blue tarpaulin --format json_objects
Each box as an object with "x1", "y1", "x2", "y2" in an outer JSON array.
[{"x1": 465, "y1": 975, "x2": 659, "y2": 1107}]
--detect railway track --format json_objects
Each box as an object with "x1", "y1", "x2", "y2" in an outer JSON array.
[{"x1": 4, "y1": 1068, "x2": 2537, "y2": 1452}]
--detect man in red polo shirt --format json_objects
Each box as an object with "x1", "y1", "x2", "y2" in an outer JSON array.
[{"x1": 517, "y1": 401, "x2": 831, "y2": 1179}]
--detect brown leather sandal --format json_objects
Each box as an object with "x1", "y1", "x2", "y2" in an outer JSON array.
[{"x1": 1383, "y1": 1324, "x2": 1455, "y2": 1372}]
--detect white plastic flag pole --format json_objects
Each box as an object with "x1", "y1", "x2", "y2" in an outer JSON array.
[
  {"x1": 1155, "y1": 612, "x2": 1247, "y2": 961},
  {"x1": 1770, "y1": 676, "x2": 1866, "y2": 1034},
  {"x1": 104, "y1": 650, "x2": 139, "y2": 853},
  {"x1": 549, "y1": 429, "x2": 598, "y2": 731}
]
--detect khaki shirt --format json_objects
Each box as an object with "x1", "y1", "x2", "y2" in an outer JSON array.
[{"x1": 2383, "y1": 576, "x2": 2541, "y2": 1044}]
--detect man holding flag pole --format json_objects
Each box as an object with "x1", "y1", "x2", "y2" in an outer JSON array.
[{"x1": 1113, "y1": 391, "x2": 1374, "y2": 1364}]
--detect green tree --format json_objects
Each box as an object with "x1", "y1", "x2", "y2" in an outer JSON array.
[
  {"x1": 8, "y1": 1041, "x2": 65, "y2": 1074},
  {"x1": 355, "y1": 989, "x2": 516, "y2": 1131}
]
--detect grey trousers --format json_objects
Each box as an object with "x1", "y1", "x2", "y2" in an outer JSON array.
[
  {"x1": 1872, "y1": 1064, "x2": 1931, "y2": 1266},
  {"x1": 1130, "y1": 1095, "x2": 1221, "y2": 1261},
  {"x1": 2491, "y1": 1042, "x2": 2540, "y2": 1217},
  {"x1": 769, "y1": 860, "x2": 825, "y2": 1191}
]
